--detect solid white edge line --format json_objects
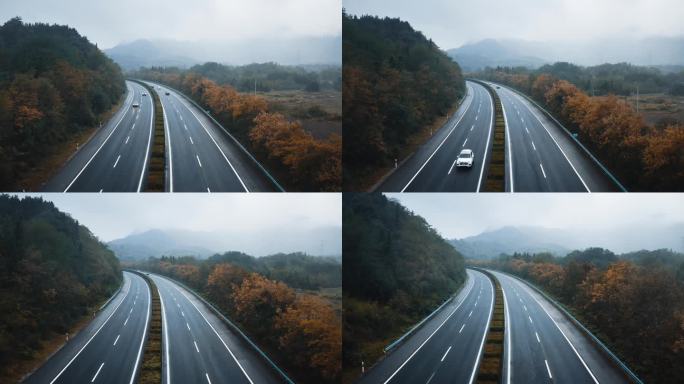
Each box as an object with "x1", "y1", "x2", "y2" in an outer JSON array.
[
  {"x1": 64, "y1": 84, "x2": 134, "y2": 192},
  {"x1": 49, "y1": 274, "x2": 131, "y2": 384},
  {"x1": 169, "y1": 279, "x2": 255, "y2": 384},
  {"x1": 510, "y1": 90, "x2": 591, "y2": 192},
  {"x1": 514, "y1": 279, "x2": 599, "y2": 383},
  {"x1": 129, "y1": 274, "x2": 151, "y2": 384},
  {"x1": 476, "y1": 83, "x2": 495, "y2": 192},
  {"x1": 400, "y1": 83, "x2": 475, "y2": 192},
  {"x1": 382, "y1": 273, "x2": 476, "y2": 383},
  {"x1": 137, "y1": 83, "x2": 154, "y2": 192},
  {"x1": 174, "y1": 94, "x2": 249, "y2": 192},
  {"x1": 156, "y1": 280, "x2": 171, "y2": 384},
  {"x1": 467, "y1": 273, "x2": 495, "y2": 384}
]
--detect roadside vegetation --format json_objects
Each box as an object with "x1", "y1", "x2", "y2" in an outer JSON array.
[
  {"x1": 0, "y1": 195, "x2": 121, "y2": 382},
  {"x1": 131, "y1": 252, "x2": 341, "y2": 384},
  {"x1": 133, "y1": 65, "x2": 341, "y2": 191},
  {"x1": 342, "y1": 193, "x2": 466, "y2": 383},
  {"x1": 0, "y1": 17, "x2": 125, "y2": 190},
  {"x1": 479, "y1": 64, "x2": 683, "y2": 191},
  {"x1": 342, "y1": 11, "x2": 466, "y2": 190},
  {"x1": 476, "y1": 248, "x2": 684, "y2": 383}
]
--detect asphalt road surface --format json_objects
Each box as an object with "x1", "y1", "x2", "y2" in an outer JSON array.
[
  {"x1": 377, "y1": 80, "x2": 495, "y2": 192},
  {"x1": 358, "y1": 269, "x2": 494, "y2": 384},
  {"x1": 148, "y1": 273, "x2": 283, "y2": 384},
  {"x1": 491, "y1": 270, "x2": 629, "y2": 384},
  {"x1": 24, "y1": 271, "x2": 150, "y2": 384},
  {"x1": 146, "y1": 82, "x2": 279, "y2": 192},
  {"x1": 489, "y1": 82, "x2": 620, "y2": 192},
  {"x1": 44, "y1": 81, "x2": 154, "y2": 192}
]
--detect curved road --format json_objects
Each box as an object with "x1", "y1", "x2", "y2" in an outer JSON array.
[
  {"x1": 491, "y1": 270, "x2": 629, "y2": 384},
  {"x1": 24, "y1": 271, "x2": 150, "y2": 384},
  {"x1": 145, "y1": 82, "x2": 279, "y2": 192},
  {"x1": 489, "y1": 82, "x2": 619, "y2": 192},
  {"x1": 358, "y1": 269, "x2": 494, "y2": 384},
  {"x1": 149, "y1": 273, "x2": 283, "y2": 384},
  {"x1": 377, "y1": 80, "x2": 495, "y2": 192},
  {"x1": 44, "y1": 81, "x2": 154, "y2": 192}
]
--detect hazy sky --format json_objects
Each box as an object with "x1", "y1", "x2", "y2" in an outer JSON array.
[
  {"x1": 344, "y1": 0, "x2": 684, "y2": 49},
  {"x1": 389, "y1": 193, "x2": 684, "y2": 241},
  {"x1": 1, "y1": 0, "x2": 342, "y2": 49},
  {"x1": 15, "y1": 193, "x2": 340, "y2": 243}
]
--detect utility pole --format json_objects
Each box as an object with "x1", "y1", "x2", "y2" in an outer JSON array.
[{"x1": 254, "y1": 78, "x2": 257, "y2": 96}]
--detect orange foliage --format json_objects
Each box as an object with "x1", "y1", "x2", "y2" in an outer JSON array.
[
  {"x1": 206, "y1": 263, "x2": 249, "y2": 310},
  {"x1": 231, "y1": 273, "x2": 296, "y2": 334},
  {"x1": 276, "y1": 295, "x2": 342, "y2": 380}
]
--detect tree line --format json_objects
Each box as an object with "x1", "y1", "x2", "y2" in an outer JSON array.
[
  {"x1": 343, "y1": 193, "x2": 466, "y2": 382},
  {"x1": 343, "y1": 12, "x2": 466, "y2": 189},
  {"x1": 135, "y1": 70, "x2": 341, "y2": 191},
  {"x1": 479, "y1": 68, "x2": 683, "y2": 190},
  {"x1": 135, "y1": 255, "x2": 340, "y2": 383},
  {"x1": 486, "y1": 248, "x2": 684, "y2": 383},
  {"x1": 0, "y1": 195, "x2": 121, "y2": 381},
  {"x1": 0, "y1": 17, "x2": 125, "y2": 189}
]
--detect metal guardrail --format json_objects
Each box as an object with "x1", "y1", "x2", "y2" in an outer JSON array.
[
  {"x1": 136, "y1": 79, "x2": 285, "y2": 192},
  {"x1": 147, "y1": 272, "x2": 295, "y2": 384},
  {"x1": 501, "y1": 270, "x2": 644, "y2": 384},
  {"x1": 383, "y1": 274, "x2": 470, "y2": 353},
  {"x1": 487, "y1": 81, "x2": 628, "y2": 192}
]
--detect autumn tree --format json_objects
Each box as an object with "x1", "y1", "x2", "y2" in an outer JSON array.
[
  {"x1": 232, "y1": 273, "x2": 296, "y2": 337},
  {"x1": 206, "y1": 263, "x2": 249, "y2": 311}
]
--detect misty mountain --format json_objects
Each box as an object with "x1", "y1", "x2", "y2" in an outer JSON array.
[
  {"x1": 108, "y1": 227, "x2": 342, "y2": 261},
  {"x1": 449, "y1": 226, "x2": 570, "y2": 259},
  {"x1": 450, "y1": 223, "x2": 684, "y2": 259},
  {"x1": 105, "y1": 36, "x2": 341, "y2": 71},
  {"x1": 448, "y1": 36, "x2": 684, "y2": 71}
]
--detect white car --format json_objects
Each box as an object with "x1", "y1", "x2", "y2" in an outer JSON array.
[
  {"x1": 142, "y1": 93, "x2": 147, "y2": 96},
  {"x1": 456, "y1": 149, "x2": 474, "y2": 168},
  {"x1": 132, "y1": 102, "x2": 140, "y2": 108}
]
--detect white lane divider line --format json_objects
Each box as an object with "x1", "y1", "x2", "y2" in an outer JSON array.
[
  {"x1": 113, "y1": 334, "x2": 120, "y2": 346},
  {"x1": 531, "y1": 141, "x2": 536, "y2": 151},
  {"x1": 523, "y1": 305, "x2": 527, "y2": 311},
  {"x1": 186, "y1": 322, "x2": 190, "y2": 331},
  {"x1": 205, "y1": 373, "x2": 212, "y2": 384},
  {"x1": 124, "y1": 316, "x2": 129, "y2": 326},
  {"x1": 181, "y1": 311, "x2": 185, "y2": 317},
  {"x1": 463, "y1": 138, "x2": 468, "y2": 147},
  {"x1": 540, "y1": 163, "x2": 547, "y2": 179},
  {"x1": 207, "y1": 187, "x2": 211, "y2": 193},
  {"x1": 99, "y1": 189, "x2": 103, "y2": 193},
  {"x1": 545, "y1": 359, "x2": 553, "y2": 379},
  {"x1": 535, "y1": 332, "x2": 540, "y2": 343},
  {"x1": 132, "y1": 123, "x2": 135, "y2": 130},
  {"x1": 91, "y1": 362, "x2": 104, "y2": 382},
  {"x1": 525, "y1": 126, "x2": 529, "y2": 134},
  {"x1": 194, "y1": 340, "x2": 200, "y2": 353},
  {"x1": 471, "y1": 124, "x2": 474, "y2": 131},
  {"x1": 113, "y1": 155, "x2": 121, "y2": 168},
  {"x1": 475, "y1": 115, "x2": 478, "y2": 121},
  {"x1": 426, "y1": 372, "x2": 436, "y2": 384},
  {"x1": 468, "y1": 310, "x2": 473, "y2": 317},
  {"x1": 448, "y1": 160, "x2": 458, "y2": 175},
  {"x1": 459, "y1": 324, "x2": 465, "y2": 333},
  {"x1": 528, "y1": 315, "x2": 533, "y2": 324},
  {"x1": 125, "y1": 136, "x2": 130, "y2": 144},
  {"x1": 196, "y1": 155, "x2": 202, "y2": 168},
  {"x1": 184, "y1": 123, "x2": 187, "y2": 131},
  {"x1": 189, "y1": 136, "x2": 194, "y2": 145},
  {"x1": 441, "y1": 346, "x2": 452, "y2": 362}
]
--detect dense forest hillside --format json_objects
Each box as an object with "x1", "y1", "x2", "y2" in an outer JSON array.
[
  {"x1": 343, "y1": 193, "x2": 466, "y2": 381},
  {"x1": 0, "y1": 195, "x2": 121, "y2": 380},
  {"x1": 486, "y1": 248, "x2": 684, "y2": 383},
  {"x1": 134, "y1": 254, "x2": 340, "y2": 384},
  {"x1": 342, "y1": 12, "x2": 466, "y2": 189},
  {"x1": 479, "y1": 66, "x2": 683, "y2": 191},
  {"x1": 0, "y1": 17, "x2": 125, "y2": 189}
]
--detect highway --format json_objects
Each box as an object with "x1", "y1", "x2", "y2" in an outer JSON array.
[
  {"x1": 491, "y1": 270, "x2": 628, "y2": 384},
  {"x1": 24, "y1": 271, "x2": 150, "y2": 384},
  {"x1": 145, "y1": 82, "x2": 279, "y2": 192},
  {"x1": 358, "y1": 269, "x2": 494, "y2": 384},
  {"x1": 44, "y1": 81, "x2": 154, "y2": 192},
  {"x1": 489, "y1": 82, "x2": 620, "y2": 192},
  {"x1": 377, "y1": 80, "x2": 495, "y2": 192},
  {"x1": 148, "y1": 273, "x2": 282, "y2": 384}
]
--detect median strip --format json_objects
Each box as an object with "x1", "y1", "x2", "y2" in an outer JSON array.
[
  {"x1": 135, "y1": 272, "x2": 162, "y2": 384},
  {"x1": 470, "y1": 80, "x2": 507, "y2": 191},
  {"x1": 474, "y1": 269, "x2": 506, "y2": 383},
  {"x1": 130, "y1": 80, "x2": 166, "y2": 192}
]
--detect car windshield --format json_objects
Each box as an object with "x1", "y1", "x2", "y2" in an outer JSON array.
[{"x1": 459, "y1": 152, "x2": 472, "y2": 158}]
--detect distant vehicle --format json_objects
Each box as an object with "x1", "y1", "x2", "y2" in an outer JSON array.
[
  {"x1": 456, "y1": 149, "x2": 474, "y2": 168},
  {"x1": 132, "y1": 102, "x2": 140, "y2": 108},
  {"x1": 142, "y1": 93, "x2": 147, "y2": 96},
  {"x1": 496, "y1": 86, "x2": 501, "y2": 89},
  {"x1": 165, "y1": 92, "x2": 170, "y2": 96}
]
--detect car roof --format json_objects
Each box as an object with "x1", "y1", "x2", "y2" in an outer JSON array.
[{"x1": 459, "y1": 149, "x2": 473, "y2": 155}]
